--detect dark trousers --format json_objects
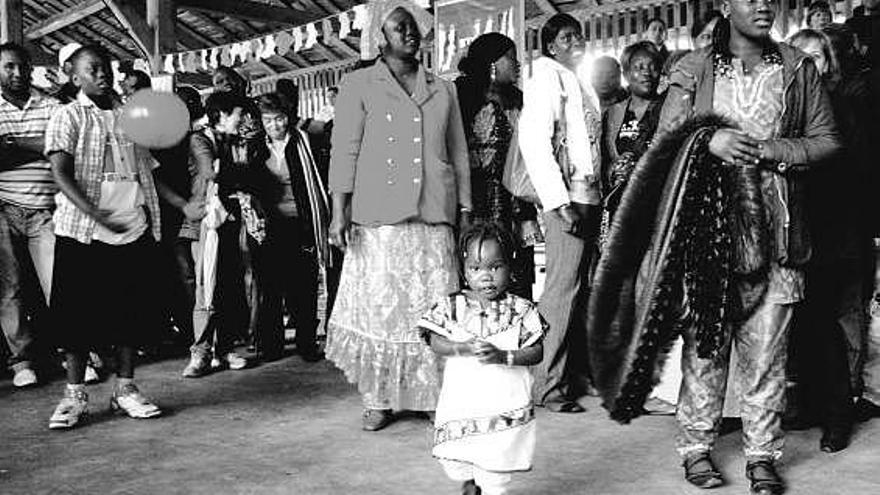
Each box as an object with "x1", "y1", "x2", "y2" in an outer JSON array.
[
  {"x1": 790, "y1": 262, "x2": 861, "y2": 427},
  {"x1": 261, "y1": 215, "x2": 319, "y2": 356},
  {"x1": 533, "y1": 203, "x2": 601, "y2": 405},
  {"x1": 158, "y1": 238, "x2": 195, "y2": 345},
  {"x1": 192, "y1": 216, "x2": 262, "y2": 356}
]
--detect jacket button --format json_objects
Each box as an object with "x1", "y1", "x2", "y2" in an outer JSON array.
[
  {"x1": 413, "y1": 178, "x2": 421, "y2": 184},
  {"x1": 413, "y1": 116, "x2": 421, "y2": 122},
  {"x1": 777, "y1": 162, "x2": 789, "y2": 173},
  {"x1": 413, "y1": 137, "x2": 421, "y2": 143},
  {"x1": 413, "y1": 158, "x2": 421, "y2": 164}
]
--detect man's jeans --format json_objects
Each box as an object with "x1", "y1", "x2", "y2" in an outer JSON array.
[{"x1": 0, "y1": 203, "x2": 54, "y2": 371}]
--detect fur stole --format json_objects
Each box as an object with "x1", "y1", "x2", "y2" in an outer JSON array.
[{"x1": 587, "y1": 113, "x2": 769, "y2": 423}]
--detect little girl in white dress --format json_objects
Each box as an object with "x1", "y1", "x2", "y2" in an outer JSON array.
[{"x1": 419, "y1": 223, "x2": 546, "y2": 495}]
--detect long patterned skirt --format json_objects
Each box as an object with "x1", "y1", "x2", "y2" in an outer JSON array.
[{"x1": 326, "y1": 222, "x2": 459, "y2": 411}]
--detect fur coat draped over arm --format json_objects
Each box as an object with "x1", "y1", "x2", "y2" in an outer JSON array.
[{"x1": 587, "y1": 114, "x2": 770, "y2": 424}]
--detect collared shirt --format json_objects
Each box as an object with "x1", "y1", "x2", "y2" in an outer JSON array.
[
  {"x1": 45, "y1": 91, "x2": 161, "y2": 244},
  {"x1": 0, "y1": 93, "x2": 60, "y2": 209},
  {"x1": 713, "y1": 55, "x2": 804, "y2": 303}
]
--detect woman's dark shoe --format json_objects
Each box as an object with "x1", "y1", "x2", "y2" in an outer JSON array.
[
  {"x1": 362, "y1": 408, "x2": 394, "y2": 431},
  {"x1": 820, "y1": 425, "x2": 851, "y2": 453},
  {"x1": 745, "y1": 460, "x2": 785, "y2": 495},
  {"x1": 461, "y1": 479, "x2": 481, "y2": 495},
  {"x1": 545, "y1": 400, "x2": 586, "y2": 413},
  {"x1": 682, "y1": 452, "x2": 724, "y2": 489}
]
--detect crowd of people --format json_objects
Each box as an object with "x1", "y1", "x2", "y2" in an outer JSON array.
[{"x1": 1, "y1": 0, "x2": 880, "y2": 494}]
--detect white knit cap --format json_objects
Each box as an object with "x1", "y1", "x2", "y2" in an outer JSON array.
[{"x1": 58, "y1": 42, "x2": 82, "y2": 68}]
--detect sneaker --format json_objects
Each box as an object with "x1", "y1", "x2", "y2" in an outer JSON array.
[
  {"x1": 182, "y1": 353, "x2": 211, "y2": 378},
  {"x1": 49, "y1": 388, "x2": 88, "y2": 429},
  {"x1": 13, "y1": 368, "x2": 38, "y2": 388},
  {"x1": 84, "y1": 365, "x2": 100, "y2": 384},
  {"x1": 110, "y1": 384, "x2": 162, "y2": 419},
  {"x1": 213, "y1": 352, "x2": 248, "y2": 370}
]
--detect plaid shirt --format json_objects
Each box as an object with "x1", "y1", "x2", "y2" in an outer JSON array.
[
  {"x1": 45, "y1": 92, "x2": 161, "y2": 244},
  {"x1": 0, "y1": 93, "x2": 60, "y2": 208}
]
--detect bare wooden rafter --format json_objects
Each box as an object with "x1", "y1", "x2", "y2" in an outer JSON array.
[{"x1": 24, "y1": 0, "x2": 105, "y2": 40}]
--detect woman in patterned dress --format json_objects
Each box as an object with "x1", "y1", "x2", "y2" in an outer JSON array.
[
  {"x1": 326, "y1": 0, "x2": 471, "y2": 432},
  {"x1": 454, "y1": 33, "x2": 541, "y2": 299}
]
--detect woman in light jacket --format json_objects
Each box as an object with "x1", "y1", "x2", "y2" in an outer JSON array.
[
  {"x1": 519, "y1": 13, "x2": 603, "y2": 413},
  {"x1": 326, "y1": 0, "x2": 471, "y2": 432}
]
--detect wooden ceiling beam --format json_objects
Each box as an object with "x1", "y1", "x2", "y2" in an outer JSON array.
[
  {"x1": 24, "y1": 0, "x2": 105, "y2": 40},
  {"x1": 1, "y1": 0, "x2": 24, "y2": 43},
  {"x1": 533, "y1": 0, "x2": 559, "y2": 15},
  {"x1": 310, "y1": 40, "x2": 340, "y2": 62},
  {"x1": 177, "y1": 0, "x2": 321, "y2": 26},
  {"x1": 24, "y1": 4, "x2": 136, "y2": 60},
  {"x1": 103, "y1": 0, "x2": 155, "y2": 61},
  {"x1": 329, "y1": 37, "x2": 358, "y2": 58}
]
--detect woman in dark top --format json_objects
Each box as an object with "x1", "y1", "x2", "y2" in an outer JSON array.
[
  {"x1": 600, "y1": 41, "x2": 666, "y2": 220},
  {"x1": 454, "y1": 33, "x2": 541, "y2": 298}
]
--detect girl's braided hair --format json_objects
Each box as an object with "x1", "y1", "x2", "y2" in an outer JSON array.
[{"x1": 459, "y1": 221, "x2": 517, "y2": 267}]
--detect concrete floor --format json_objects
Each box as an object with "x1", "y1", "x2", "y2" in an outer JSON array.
[{"x1": 1, "y1": 352, "x2": 879, "y2": 495}]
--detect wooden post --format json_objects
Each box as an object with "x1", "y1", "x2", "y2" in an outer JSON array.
[
  {"x1": 0, "y1": 0, "x2": 23, "y2": 44},
  {"x1": 148, "y1": 0, "x2": 176, "y2": 76}
]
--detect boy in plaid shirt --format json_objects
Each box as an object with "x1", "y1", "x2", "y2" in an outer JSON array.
[{"x1": 45, "y1": 45, "x2": 163, "y2": 429}]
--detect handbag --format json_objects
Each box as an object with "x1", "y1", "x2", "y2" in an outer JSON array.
[{"x1": 502, "y1": 72, "x2": 571, "y2": 207}]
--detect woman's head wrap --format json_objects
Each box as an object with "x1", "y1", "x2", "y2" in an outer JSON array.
[
  {"x1": 457, "y1": 32, "x2": 515, "y2": 76},
  {"x1": 359, "y1": 0, "x2": 434, "y2": 60}
]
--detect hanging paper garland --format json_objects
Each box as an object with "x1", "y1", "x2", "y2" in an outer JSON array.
[
  {"x1": 250, "y1": 39, "x2": 264, "y2": 62},
  {"x1": 261, "y1": 35, "x2": 277, "y2": 59},
  {"x1": 292, "y1": 27, "x2": 304, "y2": 53},
  {"x1": 220, "y1": 46, "x2": 232, "y2": 66},
  {"x1": 322, "y1": 19, "x2": 335, "y2": 42},
  {"x1": 305, "y1": 23, "x2": 318, "y2": 49},
  {"x1": 339, "y1": 12, "x2": 351, "y2": 39},
  {"x1": 352, "y1": 4, "x2": 369, "y2": 30},
  {"x1": 163, "y1": 55, "x2": 176, "y2": 73},
  {"x1": 276, "y1": 30, "x2": 294, "y2": 56},
  {"x1": 200, "y1": 49, "x2": 210, "y2": 71}
]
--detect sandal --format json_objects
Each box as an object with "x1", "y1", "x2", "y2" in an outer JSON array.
[
  {"x1": 745, "y1": 460, "x2": 785, "y2": 495},
  {"x1": 362, "y1": 408, "x2": 394, "y2": 432},
  {"x1": 683, "y1": 453, "x2": 724, "y2": 489},
  {"x1": 545, "y1": 400, "x2": 586, "y2": 413}
]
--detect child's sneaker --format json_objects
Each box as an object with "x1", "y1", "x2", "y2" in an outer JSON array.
[
  {"x1": 13, "y1": 368, "x2": 38, "y2": 388},
  {"x1": 84, "y1": 365, "x2": 100, "y2": 384},
  {"x1": 212, "y1": 352, "x2": 248, "y2": 370},
  {"x1": 110, "y1": 384, "x2": 162, "y2": 419},
  {"x1": 182, "y1": 352, "x2": 211, "y2": 378},
  {"x1": 49, "y1": 387, "x2": 88, "y2": 429}
]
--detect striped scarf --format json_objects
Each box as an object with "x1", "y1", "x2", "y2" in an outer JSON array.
[{"x1": 293, "y1": 128, "x2": 332, "y2": 271}]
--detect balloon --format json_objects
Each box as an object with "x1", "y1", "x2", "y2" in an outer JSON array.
[{"x1": 119, "y1": 89, "x2": 190, "y2": 149}]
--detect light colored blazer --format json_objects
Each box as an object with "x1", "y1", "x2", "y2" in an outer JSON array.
[
  {"x1": 519, "y1": 57, "x2": 601, "y2": 211},
  {"x1": 329, "y1": 61, "x2": 471, "y2": 226}
]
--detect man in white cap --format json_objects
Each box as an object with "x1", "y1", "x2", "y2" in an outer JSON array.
[{"x1": 52, "y1": 42, "x2": 81, "y2": 104}]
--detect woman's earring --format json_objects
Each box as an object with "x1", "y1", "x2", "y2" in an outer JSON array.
[{"x1": 490, "y1": 63, "x2": 497, "y2": 82}]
